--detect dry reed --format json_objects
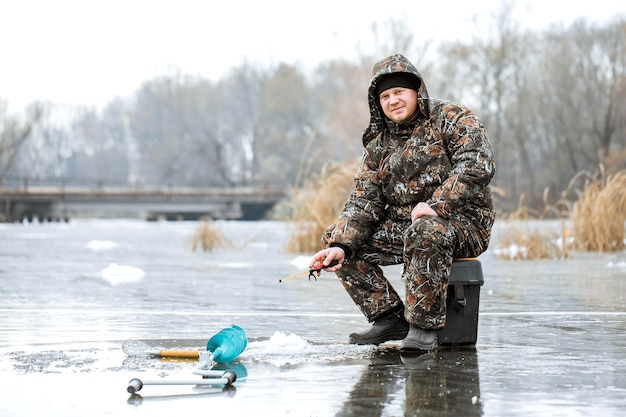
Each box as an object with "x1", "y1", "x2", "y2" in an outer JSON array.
[
  {"x1": 285, "y1": 159, "x2": 359, "y2": 253},
  {"x1": 494, "y1": 195, "x2": 567, "y2": 260},
  {"x1": 571, "y1": 169, "x2": 626, "y2": 251},
  {"x1": 190, "y1": 218, "x2": 229, "y2": 252},
  {"x1": 282, "y1": 158, "x2": 626, "y2": 258},
  {"x1": 496, "y1": 167, "x2": 626, "y2": 259}
]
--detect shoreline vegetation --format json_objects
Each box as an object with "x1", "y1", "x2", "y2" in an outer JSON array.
[
  {"x1": 280, "y1": 164, "x2": 626, "y2": 260},
  {"x1": 191, "y1": 164, "x2": 625, "y2": 261}
]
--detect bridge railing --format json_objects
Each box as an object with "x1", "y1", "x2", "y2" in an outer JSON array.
[
  {"x1": 0, "y1": 175, "x2": 287, "y2": 196},
  {"x1": 1, "y1": 175, "x2": 132, "y2": 192}
]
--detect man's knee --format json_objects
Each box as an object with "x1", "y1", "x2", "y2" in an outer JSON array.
[{"x1": 404, "y1": 217, "x2": 454, "y2": 250}]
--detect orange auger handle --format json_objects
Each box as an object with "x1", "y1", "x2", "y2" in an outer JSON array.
[{"x1": 152, "y1": 350, "x2": 201, "y2": 358}]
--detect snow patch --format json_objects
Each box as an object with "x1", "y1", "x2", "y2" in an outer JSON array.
[
  {"x1": 100, "y1": 263, "x2": 145, "y2": 285},
  {"x1": 87, "y1": 240, "x2": 118, "y2": 250}
]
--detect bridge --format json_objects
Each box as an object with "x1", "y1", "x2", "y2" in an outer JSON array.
[{"x1": 0, "y1": 184, "x2": 288, "y2": 222}]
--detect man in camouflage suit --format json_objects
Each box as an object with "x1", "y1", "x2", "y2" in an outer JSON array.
[{"x1": 309, "y1": 54, "x2": 495, "y2": 351}]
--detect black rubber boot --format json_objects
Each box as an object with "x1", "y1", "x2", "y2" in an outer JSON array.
[
  {"x1": 348, "y1": 307, "x2": 409, "y2": 345},
  {"x1": 400, "y1": 325, "x2": 438, "y2": 352}
]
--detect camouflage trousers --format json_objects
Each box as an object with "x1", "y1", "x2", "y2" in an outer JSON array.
[{"x1": 323, "y1": 215, "x2": 490, "y2": 330}]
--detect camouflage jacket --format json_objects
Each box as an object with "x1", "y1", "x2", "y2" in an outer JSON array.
[{"x1": 325, "y1": 54, "x2": 496, "y2": 254}]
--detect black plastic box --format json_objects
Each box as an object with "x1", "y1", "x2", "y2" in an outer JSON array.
[{"x1": 438, "y1": 259, "x2": 484, "y2": 346}]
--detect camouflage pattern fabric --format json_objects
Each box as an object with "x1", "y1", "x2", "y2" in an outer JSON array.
[{"x1": 322, "y1": 54, "x2": 496, "y2": 330}]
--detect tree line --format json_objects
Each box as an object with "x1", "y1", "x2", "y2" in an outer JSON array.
[{"x1": 1, "y1": 10, "x2": 624, "y2": 213}]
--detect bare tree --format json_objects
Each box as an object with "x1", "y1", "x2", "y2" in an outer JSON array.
[
  {"x1": 575, "y1": 19, "x2": 626, "y2": 161},
  {"x1": 215, "y1": 63, "x2": 267, "y2": 186},
  {"x1": 435, "y1": 1, "x2": 533, "y2": 206},
  {"x1": 126, "y1": 68, "x2": 270, "y2": 188},
  {"x1": 253, "y1": 63, "x2": 317, "y2": 188},
  {"x1": 0, "y1": 101, "x2": 43, "y2": 186},
  {"x1": 5, "y1": 13, "x2": 622, "y2": 214},
  {"x1": 527, "y1": 19, "x2": 626, "y2": 199},
  {"x1": 311, "y1": 58, "x2": 372, "y2": 162}
]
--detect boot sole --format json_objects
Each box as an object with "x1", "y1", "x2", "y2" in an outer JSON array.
[{"x1": 399, "y1": 338, "x2": 438, "y2": 352}]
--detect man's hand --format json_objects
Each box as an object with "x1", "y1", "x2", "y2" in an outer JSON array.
[
  {"x1": 309, "y1": 247, "x2": 345, "y2": 273},
  {"x1": 411, "y1": 202, "x2": 438, "y2": 222}
]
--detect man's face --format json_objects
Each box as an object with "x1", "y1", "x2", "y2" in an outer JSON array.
[{"x1": 379, "y1": 87, "x2": 418, "y2": 123}]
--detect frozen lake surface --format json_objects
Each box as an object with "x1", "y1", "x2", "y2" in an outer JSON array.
[{"x1": 0, "y1": 219, "x2": 625, "y2": 416}]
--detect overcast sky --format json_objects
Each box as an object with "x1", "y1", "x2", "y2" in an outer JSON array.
[{"x1": 1, "y1": 0, "x2": 624, "y2": 111}]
